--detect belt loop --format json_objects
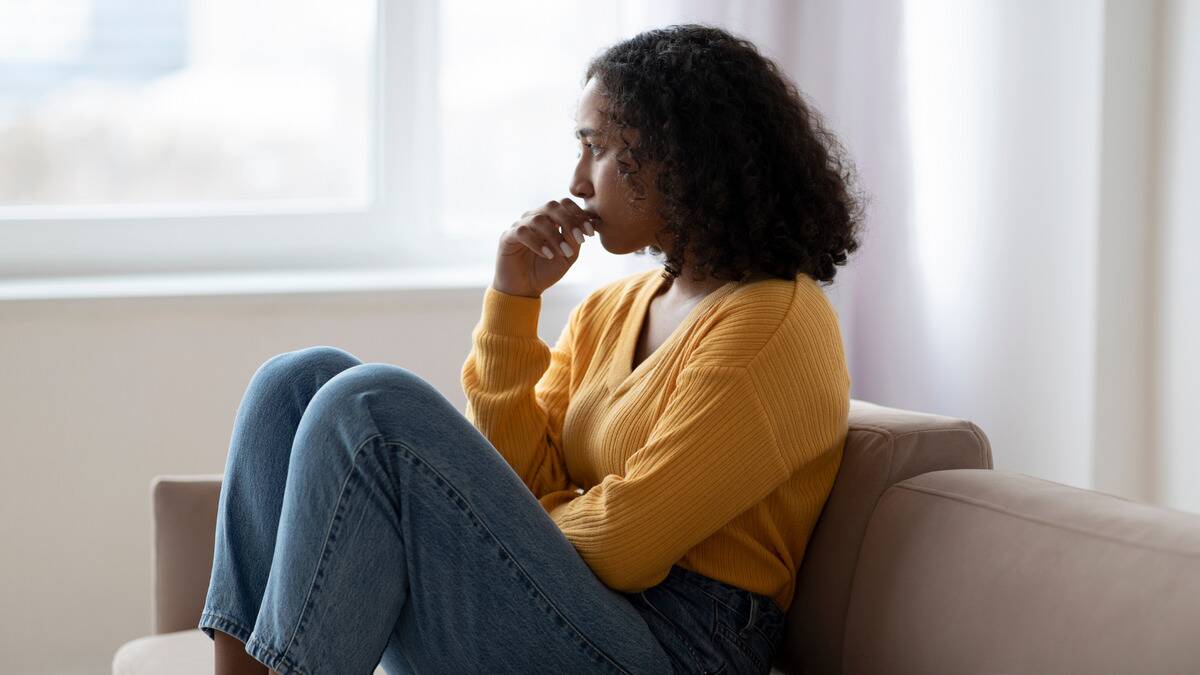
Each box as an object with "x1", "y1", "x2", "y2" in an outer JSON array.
[{"x1": 741, "y1": 594, "x2": 758, "y2": 633}]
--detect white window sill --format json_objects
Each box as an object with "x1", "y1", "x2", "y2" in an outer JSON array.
[{"x1": 0, "y1": 265, "x2": 610, "y2": 303}]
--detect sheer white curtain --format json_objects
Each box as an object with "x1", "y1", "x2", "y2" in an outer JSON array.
[{"x1": 618, "y1": 0, "x2": 1199, "y2": 512}]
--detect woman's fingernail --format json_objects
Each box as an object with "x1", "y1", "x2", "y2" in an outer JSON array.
[
  {"x1": 584, "y1": 221, "x2": 595, "y2": 235},
  {"x1": 573, "y1": 229, "x2": 585, "y2": 244},
  {"x1": 541, "y1": 245, "x2": 555, "y2": 259},
  {"x1": 559, "y1": 241, "x2": 573, "y2": 257}
]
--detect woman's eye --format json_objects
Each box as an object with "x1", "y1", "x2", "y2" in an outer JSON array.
[{"x1": 579, "y1": 142, "x2": 602, "y2": 158}]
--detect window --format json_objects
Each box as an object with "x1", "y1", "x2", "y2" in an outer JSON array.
[
  {"x1": 0, "y1": 0, "x2": 373, "y2": 207},
  {"x1": 0, "y1": 0, "x2": 660, "y2": 281},
  {"x1": 0, "y1": 0, "x2": 397, "y2": 279}
]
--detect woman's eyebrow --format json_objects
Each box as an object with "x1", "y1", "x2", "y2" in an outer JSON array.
[{"x1": 574, "y1": 127, "x2": 600, "y2": 139}]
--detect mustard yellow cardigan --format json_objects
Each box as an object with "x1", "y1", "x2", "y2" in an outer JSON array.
[{"x1": 461, "y1": 268, "x2": 850, "y2": 612}]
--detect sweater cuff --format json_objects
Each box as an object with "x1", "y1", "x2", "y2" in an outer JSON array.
[
  {"x1": 480, "y1": 286, "x2": 541, "y2": 338},
  {"x1": 538, "y1": 488, "x2": 581, "y2": 516}
]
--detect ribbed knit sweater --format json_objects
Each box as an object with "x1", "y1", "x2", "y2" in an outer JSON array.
[{"x1": 460, "y1": 268, "x2": 850, "y2": 613}]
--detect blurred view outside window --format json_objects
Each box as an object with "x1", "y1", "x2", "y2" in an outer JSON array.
[
  {"x1": 437, "y1": 0, "x2": 628, "y2": 242},
  {"x1": 0, "y1": 0, "x2": 374, "y2": 208}
]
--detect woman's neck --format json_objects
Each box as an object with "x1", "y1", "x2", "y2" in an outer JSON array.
[
  {"x1": 662, "y1": 267, "x2": 768, "y2": 302},
  {"x1": 660, "y1": 269, "x2": 723, "y2": 303}
]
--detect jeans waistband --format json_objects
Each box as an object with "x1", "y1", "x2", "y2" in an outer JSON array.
[{"x1": 664, "y1": 565, "x2": 783, "y2": 618}]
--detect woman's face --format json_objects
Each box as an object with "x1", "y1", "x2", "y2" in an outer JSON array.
[{"x1": 570, "y1": 77, "x2": 668, "y2": 255}]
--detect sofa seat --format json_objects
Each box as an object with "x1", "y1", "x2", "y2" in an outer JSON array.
[
  {"x1": 112, "y1": 630, "x2": 212, "y2": 675},
  {"x1": 112, "y1": 628, "x2": 387, "y2": 674}
]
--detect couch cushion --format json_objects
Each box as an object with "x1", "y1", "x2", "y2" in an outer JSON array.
[
  {"x1": 777, "y1": 400, "x2": 993, "y2": 674},
  {"x1": 843, "y1": 469, "x2": 1200, "y2": 673},
  {"x1": 112, "y1": 630, "x2": 216, "y2": 675},
  {"x1": 112, "y1": 629, "x2": 386, "y2": 674}
]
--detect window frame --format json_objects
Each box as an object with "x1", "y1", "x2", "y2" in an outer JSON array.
[{"x1": 0, "y1": 0, "x2": 441, "y2": 279}]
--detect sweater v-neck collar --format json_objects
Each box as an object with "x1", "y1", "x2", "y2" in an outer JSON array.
[{"x1": 608, "y1": 270, "x2": 738, "y2": 395}]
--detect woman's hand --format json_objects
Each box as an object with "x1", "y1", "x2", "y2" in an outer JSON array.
[{"x1": 492, "y1": 198, "x2": 599, "y2": 298}]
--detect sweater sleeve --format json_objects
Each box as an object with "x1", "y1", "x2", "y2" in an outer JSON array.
[
  {"x1": 544, "y1": 363, "x2": 806, "y2": 593},
  {"x1": 460, "y1": 286, "x2": 581, "y2": 499}
]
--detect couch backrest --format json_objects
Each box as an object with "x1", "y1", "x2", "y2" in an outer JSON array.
[
  {"x1": 777, "y1": 400, "x2": 993, "y2": 674},
  {"x1": 842, "y1": 469, "x2": 1200, "y2": 673}
]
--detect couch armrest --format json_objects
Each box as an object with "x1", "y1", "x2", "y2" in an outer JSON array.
[
  {"x1": 151, "y1": 474, "x2": 223, "y2": 635},
  {"x1": 779, "y1": 400, "x2": 994, "y2": 674}
]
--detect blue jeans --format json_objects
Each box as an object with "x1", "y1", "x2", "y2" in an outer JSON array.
[{"x1": 198, "y1": 346, "x2": 785, "y2": 674}]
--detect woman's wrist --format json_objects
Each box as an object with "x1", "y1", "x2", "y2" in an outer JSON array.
[{"x1": 490, "y1": 279, "x2": 540, "y2": 299}]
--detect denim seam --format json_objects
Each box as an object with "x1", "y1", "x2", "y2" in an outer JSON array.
[
  {"x1": 245, "y1": 633, "x2": 305, "y2": 675},
  {"x1": 713, "y1": 622, "x2": 770, "y2": 674},
  {"x1": 637, "y1": 590, "x2": 708, "y2": 674},
  {"x1": 677, "y1": 576, "x2": 742, "y2": 616},
  {"x1": 710, "y1": 598, "x2": 720, "y2": 641},
  {"x1": 198, "y1": 609, "x2": 255, "y2": 643},
  {"x1": 676, "y1": 573, "x2": 784, "y2": 641},
  {"x1": 742, "y1": 595, "x2": 757, "y2": 633},
  {"x1": 752, "y1": 623, "x2": 781, "y2": 645},
  {"x1": 387, "y1": 438, "x2": 632, "y2": 674},
  {"x1": 269, "y1": 432, "x2": 383, "y2": 674},
  {"x1": 689, "y1": 587, "x2": 782, "y2": 649}
]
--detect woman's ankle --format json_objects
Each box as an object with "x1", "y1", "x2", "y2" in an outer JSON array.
[{"x1": 213, "y1": 629, "x2": 268, "y2": 675}]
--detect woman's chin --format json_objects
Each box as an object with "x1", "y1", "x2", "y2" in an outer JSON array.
[
  {"x1": 591, "y1": 231, "x2": 647, "y2": 256},
  {"x1": 593, "y1": 232, "x2": 618, "y2": 254}
]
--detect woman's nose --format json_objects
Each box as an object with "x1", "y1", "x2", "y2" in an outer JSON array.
[{"x1": 569, "y1": 177, "x2": 592, "y2": 200}]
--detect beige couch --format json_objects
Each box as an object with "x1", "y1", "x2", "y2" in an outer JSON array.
[{"x1": 112, "y1": 400, "x2": 1200, "y2": 674}]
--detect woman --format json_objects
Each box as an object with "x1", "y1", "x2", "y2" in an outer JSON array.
[{"x1": 200, "y1": 23, "x2": 861, "y2": 675}]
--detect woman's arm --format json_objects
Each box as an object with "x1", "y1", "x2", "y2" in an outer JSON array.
[{"x1": 461, "y1": 287, "x2": 581, "y2": 499}]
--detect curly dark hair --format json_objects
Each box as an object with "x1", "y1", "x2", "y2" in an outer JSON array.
[{"x1": 583, "y1": 24, "x2": 864, "y2": 286}]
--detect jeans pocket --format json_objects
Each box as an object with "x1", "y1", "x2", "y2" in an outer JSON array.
[
  {"x1": 633, "y1": 587, "x2": 727, "y2": 675},
  {"x1": 750, "y1": 595, "x2": 786, "y2": 643},
  {"x1": 710, "y1": 596, "x2": 782, "y2": 675}
]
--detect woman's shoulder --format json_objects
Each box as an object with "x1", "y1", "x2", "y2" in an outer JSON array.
[
  {"x1": 724, "y1": 273, "x2": 838, "y2": 320},
  {"x1": 694, "y1": 273, "x2": 845, "y2": 369}
]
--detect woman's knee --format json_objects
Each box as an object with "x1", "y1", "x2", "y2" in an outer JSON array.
[
  {"x1": 303, "y1": 364, "x2": 484, "y2": 465},
  {"x1": 313, "y1": 363, "x2": 427, "y2": 400},
  {"x1": 250, "y1": 345, "x2": 363, "y2": 395},
  {"x1": 308, "y1": 364, "x2": 449, "y2": 421}
]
